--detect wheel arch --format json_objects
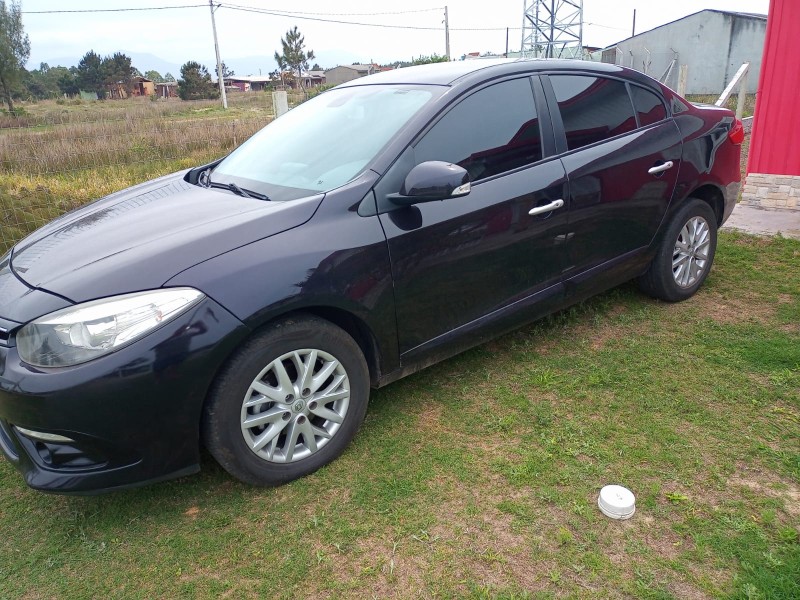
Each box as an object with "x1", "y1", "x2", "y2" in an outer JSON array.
[
  {"x1": 294, "y1": 306, "x2": 384, "y2": 387},
  {"x1": 687, "y1": 184, "x2": 725, "y2": 226},
  {"x1": 212, "y1": 306, "x2": 385, "y2": 390}
]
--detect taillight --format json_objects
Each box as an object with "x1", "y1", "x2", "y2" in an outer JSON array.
[{"x1": 728, "y1": 119, "x2": 744, "y2": 145}]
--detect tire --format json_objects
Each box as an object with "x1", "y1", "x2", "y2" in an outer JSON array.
[
  {"x1": 202, "y1": 314, "x2": 370, "y2": 486},
  {"x1": 638, "y1": 198, "x2": 718, "y2": 302}
]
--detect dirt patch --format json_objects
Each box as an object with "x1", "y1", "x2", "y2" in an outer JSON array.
[
  {"x1": 668, "y1": 579, "x2": 714, "y2": 600},
  {"x1": 731, "y1": 236, "x2": 774, "y2": 248},
  {"x1": 779, "y1": 322, "x2": 800, "y2": 334},
  {"x1": 727, "y1": 469, "x2": 800, "y2": 518},
  {"x1": 692, "y1": 289, "x2": 775, "y2": 325},
  {"x1": 426, "y1": 479, "x2": 550, "y2": 592}
]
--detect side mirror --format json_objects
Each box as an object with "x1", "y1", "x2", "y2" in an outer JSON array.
[{"x1": 388, "y1": 161, "x2": 471, "y2": 206}]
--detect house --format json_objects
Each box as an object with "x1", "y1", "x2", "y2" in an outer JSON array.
[
  {"x1": 106, "y1": 76, "x2": 155, "y2": 99},
  {"x1": 156, "y1": 81, "x2": 177, "y2": 98},
  {"x1": 593, "y1": 10, "x2": 767, "y2": 94},
  {"x1": 300, "y1": 70, "x2": 326, "y2": 88},
  {"x1": 323, "y1": 64, "x2": 375, "y2": 86},
  {"x1": 132, "y1": 76, "x2": 155, "y2": 97},
  {"x1": 223, "y1": 76, "x2": 273, "y2": 92}
]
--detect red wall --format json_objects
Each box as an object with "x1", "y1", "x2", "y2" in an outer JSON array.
[{"x1": 748, "y1": 0, "x2": 800, "y2": 176}]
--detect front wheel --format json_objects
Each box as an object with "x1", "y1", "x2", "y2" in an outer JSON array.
[
  {"x1": 202, "y1": 315, "x2": 370, "y2": 486},
  {"x1": 639, "y1": 198, "x2": 718, "y2": 302}
]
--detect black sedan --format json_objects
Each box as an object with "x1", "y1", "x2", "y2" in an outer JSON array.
[{"x1": 0, "y1": 59, "x2": 743, "y2": 494}]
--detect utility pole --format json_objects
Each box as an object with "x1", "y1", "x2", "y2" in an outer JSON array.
[
  {"x1": 209, "y1": 0, "x2": 227, "y2": 109},
  {"x1": 444, "y1": 6, "x2": 451, "y2": 60},
  {"x1": 632, "y1": 9, "x2": 636, "y2": 37}
]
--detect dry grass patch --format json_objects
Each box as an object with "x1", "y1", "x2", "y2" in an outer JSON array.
[
  {"x1": 691, "y1": 287, "x2": 777, "y2": 326},
  {"x1": 728, "y1": 469, "x2": 800, "y2": 520}
]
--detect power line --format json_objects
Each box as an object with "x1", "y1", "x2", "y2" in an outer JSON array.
[
  {"x1": 222, "y1": 3, "x2": 444, "y2": 17},
  {"x1": 586, "y1": 22, "x2": 628, "y2": 31},
  {"x1": 219, "y1": 4, "x2": 444, "y2": 31},
  {"x1": 20, "y1": 2, "x2": 628, "y2": 34},
  {"x1": 219, "y1": 4, "x2": 528, "y2": 32},
  {"x1": 22, "y1": 4, "x2": 206, "y2": 14}
]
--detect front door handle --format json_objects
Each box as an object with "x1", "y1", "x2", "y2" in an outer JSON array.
[
  {"x1": 528, "y1": 198, "x2": 564, "y2": 216},
  {"x1": 648, "y1": 161, "x2": 674, "y2": 175}
]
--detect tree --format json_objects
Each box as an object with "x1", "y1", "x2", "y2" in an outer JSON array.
[
  {"x1": 411, "y1": 54, "x2": 449, "y2": 65},
  {"x1": 23, "y1": 62, "x2": 58, "y2": 99},
  {"x1": 102, "y1": 52, "x2": 136, "y2": 96},
  {"x1": 177, "y1": 61, "x2": 218, "y2": 100},
  {"x1": 215, "y1": 61, "x2": 234, "y2": 80},
  {"x1": 23, "y1": 63, "x2": 76, "y2": 99},
  {"x1": 163, "y1": 72, "x2": 176, "y2": 82},
  {"x1": 272, "y1": 53, "x2": 287, "y2": 87},
  {"x1": 0, "y1": 0, "x2": 30, "y2": 112},
  {"x1": 76, "y1": 50, "x2": 105, "y2": 97},
  {"x1": 56, "y1": 66, "x2": 79, "y2": 96},
  {"x1": 274, "y1": 26, "x2": 314, "y2": 89},
  {"x1": 145, "y1": 70, "x2": 164, "y2": 83}
]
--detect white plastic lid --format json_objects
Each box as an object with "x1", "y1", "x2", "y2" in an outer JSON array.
[{"x1": 598, "y1": 485, "x2": 636, "y2": 520}]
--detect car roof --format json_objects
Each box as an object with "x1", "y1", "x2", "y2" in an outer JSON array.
[{"x1": 339, "y1": 58, "x2": 649, "y2": 89}]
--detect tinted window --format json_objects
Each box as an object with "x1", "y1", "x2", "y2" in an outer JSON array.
[
  {"x1": 550, "y1": 75, "x2": 636, "y2": 150},
  {"x1": 414, "y1": 78, "x2": 542, "y2": 182},
  {"x1": 631, "y1": 85, "x2": 667, "y2": 126}
]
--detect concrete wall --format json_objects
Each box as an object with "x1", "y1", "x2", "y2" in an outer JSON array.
[
  {"x1": 324, "y1": 66, "x2": 364, "y2": 87},
  {"x1": 596, "y1": 11, "x2": 766, "y2": 95}
]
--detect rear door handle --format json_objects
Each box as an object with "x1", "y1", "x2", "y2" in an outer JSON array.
[
  {"x1": 648, "y1": 161, "x2": 674, "y2": 175},
  {"x1": 528, "y1": 198, "x2": 564, "y2": 216}
]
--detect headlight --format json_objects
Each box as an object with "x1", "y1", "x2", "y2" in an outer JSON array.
[{"x1": 16, "y1": 288, "x2": 205, "y2": 367}]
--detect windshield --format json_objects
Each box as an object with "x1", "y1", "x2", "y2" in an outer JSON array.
[{"x1": 212, "y1": 85, "x2": 438, "y2": 201}]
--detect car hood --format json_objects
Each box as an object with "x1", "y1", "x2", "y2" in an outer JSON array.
[{"x1": 10, "y1": 172, "x2": 323, "y2": 303}]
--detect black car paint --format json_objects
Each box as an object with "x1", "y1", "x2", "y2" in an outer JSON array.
[
  {"x1": 0, "y1": 296, "x2": 249, "y2": 493},
  {"x1": 0, "y1": 60, "x2": 740, "y2": 493}
]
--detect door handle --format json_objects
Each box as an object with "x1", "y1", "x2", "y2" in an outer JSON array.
[
  {"x1": 648, "y1": 161, "x2": 674, "y2": 175},
  {"x1": 528, "y1": 198, "x2": 564, "y2": 216}
]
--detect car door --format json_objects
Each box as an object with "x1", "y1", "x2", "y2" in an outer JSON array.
[
  {"x1": 375, "y1": 76, "x2": 569, "y2": 361},
  {"x1": 542, "y1": 74, "x2": 682, "y2": 286}
]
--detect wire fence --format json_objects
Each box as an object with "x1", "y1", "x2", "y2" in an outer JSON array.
[{"x1": 0, "y1": 92, "x2": 311, "y2": 255}]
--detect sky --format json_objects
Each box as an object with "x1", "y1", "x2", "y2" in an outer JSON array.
[{"x1": 19, "y1": 0, "x2": 771, "y2": 75}]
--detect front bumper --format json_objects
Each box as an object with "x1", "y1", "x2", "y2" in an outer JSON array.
[{"x1": 0, "y1": 297, "x2": 249, "y2": 494}]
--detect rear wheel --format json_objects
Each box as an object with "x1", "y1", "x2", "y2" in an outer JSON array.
[
  {"x1": 639, "y1": 198, "x2": 718, "y2": 302},
  {"x1": 203, "y1": 315, "x2": 369, "y2": 486}
]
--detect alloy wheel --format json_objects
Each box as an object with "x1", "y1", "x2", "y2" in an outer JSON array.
[
  {"x1": 672, "y1": 216, "x2": 711, "y2": 288},
  {"x1": 240, "y1": 349, "x2": 350, "y2": 463}
]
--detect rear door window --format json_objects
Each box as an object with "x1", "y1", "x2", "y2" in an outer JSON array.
[
  {"x1": 549, "y1": 75, "x2": 637, "y2": 150},
  {"x1": 630, "y1": 85, "x2": 668, "y2": 126}
]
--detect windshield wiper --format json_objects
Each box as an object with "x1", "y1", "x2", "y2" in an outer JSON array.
[{"x1": 206, "y1": 179, "x2": 270, "y2": 201}]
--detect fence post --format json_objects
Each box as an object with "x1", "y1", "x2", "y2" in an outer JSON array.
[
  {"x1": 736, "y1": 69, "x2": 749, "y2": 119},
  {"x1": 677, "y1": 65, "x2": 688, "y2": 97},
  {"x1": 715, "y1": 62, "x2": 750, "y2": 115}
]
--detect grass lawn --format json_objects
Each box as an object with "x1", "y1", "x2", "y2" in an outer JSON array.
[
  {"x1": 0, "y1": 97, "x2": 797, "y2": 598},
  {"x1": 0, "y1": 231, "x2": 797, "y2": 599}
]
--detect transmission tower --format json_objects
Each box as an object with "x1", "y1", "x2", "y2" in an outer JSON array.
[{"x1": 521, "y1": 0, "x2": 584, "y2": 59}]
